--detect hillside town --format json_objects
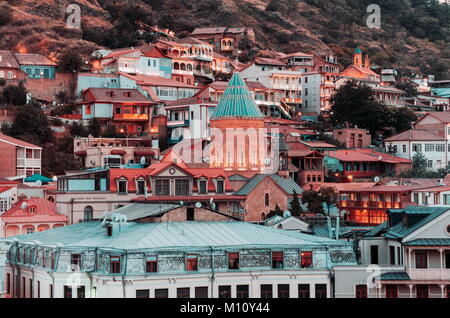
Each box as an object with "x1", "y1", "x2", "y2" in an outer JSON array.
[{"x1": 0, "y1": 21, "x2": 449, "y2": 300}]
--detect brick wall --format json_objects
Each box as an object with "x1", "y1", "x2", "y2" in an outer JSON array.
[{"x1": 0, "y1": 142, "x2": 16, "y2": 178}]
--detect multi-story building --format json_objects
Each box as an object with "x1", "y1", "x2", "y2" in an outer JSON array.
[
  {"x1": 14, "y1": 53, "x2": 57, "y2": 80},
  {"x1": 0, "y1": 51, "x2": 20, "y2": 81},
  {"x1": 384, "y1": 112, "x2": 450, "y2": 170},
  {"x1": 78, "y1": 88, "x2": 156, "y2": 137},
  {"x1": 0, "y1": 208, "x2": 357, "y2": 298},
  {"x1": 191, "y1": 26, "x2": 256, "y2": 57},
  {"x1": 73, "y1": 136, "x2": 160, "y2": 169},
  {"x1": 324, "y1": 149, "x2": 412, "y2": 182},
  {"x1": 333, "y1": 128, "x2": 372, "y2": 149},
  {"x1": 0, "y1": 134, "x2": 42, "y2": 179},
  {"x1": 335, "y1": 206, "x2": 450, "y2": 298}
]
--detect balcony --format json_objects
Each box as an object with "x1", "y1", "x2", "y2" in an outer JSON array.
[
  {"x1": 172, "y1": 69, "x2": 193, "y2": 76},
  {"x1": 167, "y1": 119, "x2": 190, "y2": 127},
  {"x1": 113, "y1": 114, "x2": 149, "y2": 121},
  {"x1": 17, "y1": 158, "x2": 41, "y2": 168},
  {"x1": 408, "y1": 269, "x2": 450, "y2": 281},
  {"x1": 340, "y1": 201, "x2": 401, "y2": 209}
]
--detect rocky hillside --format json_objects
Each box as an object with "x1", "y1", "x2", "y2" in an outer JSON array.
[{"x1": 1, "y1": 0, "x2": 449, "y2": 78}]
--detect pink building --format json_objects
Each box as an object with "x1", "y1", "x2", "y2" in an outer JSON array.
[
  {"x1": 332, "y1": 128, "x2": 372, "y2": 149},
  {"x1": 0, "y1": 198, "x2": 67, "y2": 237}
]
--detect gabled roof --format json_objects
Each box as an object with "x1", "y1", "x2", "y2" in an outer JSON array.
[
  {"x1": 0, "y1": 133, "x2": 41, "y2": 149},
  {"x1": 120, "y1": 72, "x2": 196, "y2": 89},
  {"x1": 403, "y1": 238, "x2": 450, "y2": 246},
  {"x1": 0, "y1": 50, "x2": 19, "y2": 69},
  {"x1": 384, "y1": 129, "x2": 445, "y2": 142},
  {"x1": 211, "y1": 72, "x2": 264, "y2": 120},
  {"x1": 1, "y1": 198, "x2": 67, "y2": 224},
  {"x1": 14, "y1": 53, "x2": 57, "y2": 66},
  {"x1": 82, "y1": 87, "x2": 153, "y2": 104},
  {"x1": 235, "y1": 174, "x2": 302, "y2": 196},
  {"x1": 255, "y1": 57, "x2": 286, "y2": 66},
  {"x1": 325, "y1": 149, "x2": 411, "y2": 164}
]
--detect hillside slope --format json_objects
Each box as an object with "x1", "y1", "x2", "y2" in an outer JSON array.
[{"x1": 0, "y1": 0, "x2": 449, "y2": 78}]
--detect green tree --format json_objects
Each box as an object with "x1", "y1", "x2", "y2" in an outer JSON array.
[
  {"x1": 58, "y1": 49, "x2": 83, "y2": 73},
  {"x1": 70, "y1": 122, "x2": 88, "y2": 137},
  {"x1": 2, "y1": 83, "x2": 27, "y2": 106},
  {"x1": 331, "y1": 80, "x2": 390, "y2": 137},
  {"x1": 389, "y1": 107, "x2": 418, "y2": 134},
  {"x1": 319, "y1": 187, "x2": 338, "y2": 216},
  {"x1": 0, "y1": 5, "x2": 12, "y2": 26},
  {"x1": 301, "y1": 188, "x2": 325, "y2": 215},
  {"x1": 88, "y1": 118, "x2": 101, "y2": 137},
  {"x1": 11, "y1": 102, "x2": 53, "y2": 145},
  {"x1": 103, "y1": 124, "x2": 118, "y2": 138},
  {"x1": 289, "y1": 190, "x2": 304, "y2": 217}
]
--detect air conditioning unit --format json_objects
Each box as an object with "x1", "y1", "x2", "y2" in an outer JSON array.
[{"x1": 264, "y1": 158, "x2": 271, "y2": 166}]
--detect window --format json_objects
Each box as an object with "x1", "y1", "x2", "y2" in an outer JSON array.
[
  {"x1": 228, "y1": 252, "x2": 239, "y2": 270},
  {"x1": 83, "y1": 206, "x2": 93, "y2": 222},
  {"x1": 199, "y1": 180, "x2": 207, "y2": 194},
  {"x1": 29, "y1": 278, "x2": 33, "y2": 298},
  {"x1": 64, "y1": 286, "x2": 72, "y2": 298},
  {"x1": 186, "y1": 254, "x2": 198, "y2": 271},
  {"x1": 315, "y1": 284, "x2": 327, "y2": 298},
  {"x1": 136, "y1": 290, "x2": 149, "y2": 298},
  {"x1": 237, "y1": 285, "x2": 249, "y2": 298},
  {"x1": 355, "y1": 285, "x2": 368, "y2": 298},
  {"x1": 390, "y1": 246, "x2": 396, "y2": 265},
  {"x1": 278, "y1": 284, "x2": 290, "y2": 298},
  {"x1": 195, "y1": 287, "x2": 208, "y2": 298},
  {"x1": 260, "y1": 285, "x2": 273, "y2": 298},
  {"x1": 71, "y1": 254, "x2": 81, "y2": 270},
  {"x1": 272, "y1": 251, "x2": 284, "y2": 269},
  {"x1": 177, "y1": 288, "x2": 190, "y2": 298},
  {"x1": 155, "y1": 289, "x2": 168, "y2": 298},
  {"x1": 37, "y1": 281, "x2": 40, "y2": 298},
  {"x1": 412, "y1": 144, "x2": 422, "y2": 152},
  {"x1": 118, "y1": 180, "x2": 127, "y2": 195},
  {"x1": 416, "y1": 285, "x2": 429, "y2": 298},
  {"x1": 265, "y1": 193, "x2": 270, "y2": 206},
  {"x1": 445, "y1": 251, "x2": 450, "y2": 269},
  {"x1": 298, "y1": 284, "x2": 310, "y2": 298},
  {"x1": 301, "y1": 251, "x2": 313, "y2": 268},
  {"x1": 50, "y1": 284, "x2": 53, "y2": 298},
  {"x1": 110, "y1": 256, "x2": 121, "y2": 273},
  {"x1": 386, "y1": 285, "x2": 398, "y2": 298},
  {"x1": 415, "y1": 250, "x2": 428, "y2": 269},
  {"x1": 436, "y1": 144, "x2": 445, "y2": 152},
  {"x1": 370, "y1": 246, "x2": 379, "y2": 265},
  {"x1": 216, "y1": 180, "x2": 224, "y2": 193},
  {"x1": 186, "y1": 207, "x2": 195, "y2": 221},
  {"x1": 146, "y1": 256, "x2": 157, "y2": 273},
  {"x1": 137, "y1": 180, "x2": 146, "y2": 195},
  {"x1": 77, "y1": 286, "x2": 85, "y2": 298},
  {"x1": 175, "y1": 179, "x2": 190, "y2": 195},
  {"x1": 218, "y1": 286, "x2": 231, "y2": 298},
  {"x1": 6, "y1": 273, "x2": 10, "y2": 295},
  {"x1": 155, "y1": 179, "x2": 170, "y2": 196}
]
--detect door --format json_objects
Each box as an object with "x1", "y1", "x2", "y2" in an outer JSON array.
[{"x1": 386, "y1": 285, "x2": 398, "y2": 298}]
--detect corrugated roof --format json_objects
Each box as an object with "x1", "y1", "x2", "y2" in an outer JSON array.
[
  {"x1": 14, "y1": 53, "x2": 57, "y2": 66},
  {"x1": 10, "y1": 221, "x2": 350, "y2": 250},
  {"x1": 403, "y1": 238, "x2": 450, "y2": 246},
  {"x1": 379, "y1": 272, "x2": 410, "y2": 281},
  {"x1": 235, "y1": 174, "x2": 303, "y2": 196},
  {"x1": 103, "y1": 203, "x2": 180, "y2": 221},
  {"x1": 211, "y1": 73, "x2": 264, "y2": 119}
]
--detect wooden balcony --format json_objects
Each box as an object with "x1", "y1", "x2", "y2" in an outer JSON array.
[
  {"x1": 340, "y1": 201, "x2": 401, "y2": 209},
  {"x1": 113, "y1": 114, "x2": 149, "y2": 121}
]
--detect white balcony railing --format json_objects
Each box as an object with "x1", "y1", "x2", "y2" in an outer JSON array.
[
  {"x1": 408, "y1": 269, "x2": 450, "y2": 281},
  {"x1": 17, "y1": 158, "x2": 41, "y2": 167}
]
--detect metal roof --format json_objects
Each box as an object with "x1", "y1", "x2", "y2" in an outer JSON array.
[
  {"x1": 235, "y1": 174, "x2": 303, "y2": 196},
  {"x1": 211, "y1": 73, "x2": 264, "y2": 120},
  {"x1": 102, "y1": 203, "x2": 180, "y2": 221},
  {"x1": 8, "y1": 221, "x2": 350, "y2": 251},
  {"x1": 379, "y1": 272, "x2": 410, "y2": 281},
  {"x1": 403, "y1": 238, "x2": 450, "y2": 246}
]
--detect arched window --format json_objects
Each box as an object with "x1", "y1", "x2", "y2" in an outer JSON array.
[
  {"x1": 265, "y1": 193, "x2": 270, "y2": 206},
  {"x1": 84, "y1": 206, "x2": 93, "y2": 222},
  {"x1": 174, "y1": 62, "x2": 179, "y2": 70},
  {"x1": 187, "y1": 64, "x2": 193, "y2": 71},
  {"x1": 181, "y1": 63, "x2": 186, "y2": 71},
  {"x1": 261, "y1": 213, "x2": 266, "y2": 221}
]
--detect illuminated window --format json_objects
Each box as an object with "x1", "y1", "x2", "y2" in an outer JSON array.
[
  {"x1": 228, "y1": 253, "x2": 239, "y2": 270},
  {"x1": 146, "y1": 256, "x2": 157, "y2": 273},
  {"x1": 186, "y1": 254, "x2": 198, "y2": 271},
  {"x1": 300, "y1": 251, "x2": 313, "y2": 268}
]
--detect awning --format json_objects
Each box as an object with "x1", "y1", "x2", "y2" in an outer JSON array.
[
  {"x1": 134, "y1": 150, "x2": 155, "y2": 156},
  {"x1": 24, "y1": 174, "x2": 53, "y2": 183},
  {"x1": 111, "y1": 149, "x2": 127, "y2": 155},
  {"x1": 74, "y1": 150, "x2": 87, "y2": 156}
]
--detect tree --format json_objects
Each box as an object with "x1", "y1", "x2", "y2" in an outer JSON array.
[
  {"x1": 301, "y1": 188, "x2": 325, "y2": 215},
  {"x1": 395, "y1": 81, "x2": 418, "y2": 97},
  {"x1": 267, "y1": 204, "x2": 283, "y2": 219},
  {"x1": 2, "y1": 83, "x2": 27, "y2": 106},
  {"x1": 11, "y1": 102, "x2": 53, "y2": 145},
  {"x1": 88, "y1": 118, "x2": 101, "y2": 137},
  {"x1": 389, "y1": 107, "x2": 418, "y2": 134},
  {"x1": 319, "y1": 187, "x2": 338, "y2": 216},
  {"x1": 289, "y1": 190, "x2": 304, "y2": 216},
  {"x1": 103, "y1": 124, "x2": 118, "y2": 138},
  {"x1": 70, "y1": 121, "x2": 88, "y2": 137},
  {"x1": 0, "y1": 5, "x2": 12, "y2": 26},
  {"x1": 331, "y1": 80, "x2": 391, "y2": 137},
  {"x1": 58, "y1": 49, "x2": 83, "y2": 73}
]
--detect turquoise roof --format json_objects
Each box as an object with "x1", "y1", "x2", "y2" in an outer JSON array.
[
  {"x1": 433, "y1": 88, "x2": 450, "y2": 98},
  {"x1": 235, "y1": 174, "x2": 303, "y2": 196},
  {"x1": 211, "y1": 73, "x2": 264, "y2": 119},
  {"x1": 8, "y1": 221, "x2": 350, "y2": 251},
  {"x1": 312, "y1": 226, "x2": 372, "y2": 238},
  {"x1": 379, "y1": 272, "x2": 410, "y2": 281},
  {"x1": 228, "y1": 174, "x2": 250, "y2": 181},
  {"x1": 403, "y1": 238, "x2": 450, "y2": 246},
  {"x1": 355, "y1": 47, "x2": 362, "y2": 54},
  {"x1": 24, "y1": 174, "x2": 52, "y2": 183}
]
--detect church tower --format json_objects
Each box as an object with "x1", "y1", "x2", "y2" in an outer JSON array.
[
  {"x1": 353, "y1": 47, "x2": 363, "y2": 67},
  {"x1": 209, "y1": 73, "x2": 268, "y2": 172}
]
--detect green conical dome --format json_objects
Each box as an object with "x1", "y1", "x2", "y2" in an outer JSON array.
[
  {"x1": 211, "y1": 73, "x2": 264, "y2": 120},
  {"x1": 355, "y1": 47, "x2": 362, "y2": 54}
]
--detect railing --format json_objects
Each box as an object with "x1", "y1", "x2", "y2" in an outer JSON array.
[
  {"x1": 16, "y1": 158, "x2": 41, "y2": 167},
  {"x1": 408, "y1": 269, "x2": 450, "y2": 281},
  {"x1": 172, "y1": 69, "x2": 193, "y2": 75},
  {"x1": 340, "y1": 201, "x2": 401, "y2": 209},
  {"x1": 167, "y1": 119, "x2": 190, "y2": 127},
  {"x1": 114, "y1": 114, "x2": 149, "y2": 121}
]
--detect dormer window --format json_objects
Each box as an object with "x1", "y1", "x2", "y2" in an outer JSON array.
[
  {"x1": 29, "y1": 207, "x2": 36, "y2": 214},
  {"x1": 216, "y1": 179, "x2": 224, "y2": 194},
  {"x1": 136, "y1": 178, "x2": 146, "y2": 195},
  {"x1": 117, "y1": 178, "x2": 128, "y2": 195},
  {"x1": 199, "y1": 179, "x2": 207, "y2": 194}
]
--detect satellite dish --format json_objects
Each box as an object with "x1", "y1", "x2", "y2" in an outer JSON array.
[
  {"x1": 52, "y1": 176, "x2": 57, "y2": 182},
  {"x1": 209, "y1": 198, "x2": 214, "y2": 205},
  {"x1": 195, "y1": 202, "x2": 202, "y2": 208},
  {"x1": 35, "y1": 180, "x2": 42, "y2": 186},
  {"x1": 140, "y1": 156, "x2": 146, "y2": 165},
  {"x1": 179, "y1": 201, "x2": 184, "y2": 206},
  {"x1": 283, "y1": 210, "x2": 292, "y2": 218},
  {"x1": 373, "y1": 176, "x2": 380, "y2": 183},
  {"x1": 211, "y1": 203, "x2": 217, "y2": 210},
  {"x1": 21, "y1": 202, "x2": 27, "y2": 209}
]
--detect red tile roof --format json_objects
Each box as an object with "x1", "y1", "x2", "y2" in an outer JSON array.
[
  {"x1": 103, "y1": 49, "x2": 142, "y2": 59},
  {"x1": 0, "y1": 186, "x2": 14, "y2": 194},
  {"x1": 1, "y1": 198, "x2": 67, "y2": 224},
  {"x1": 255, "y1": 57, "x2": 286, "y2": 66},
  {"x1": 0, "y1": 133, "x2": 41, "y2": 149},
  {"x1": 14, "y1": 53, "x2": 57, "y2": 66},
  {"x1": 0, "y1": 50, "x2": 19, "y2": 69},
  {"x1": 384, "y1": 129, "x2": 445, "y2": 142},
  {"x1": 120, "y1": 72, "x2": 196, "y2": 89},
  {"x1": 325, "y1": 149, "x2": 411, "y2": 164},
  {"x1": 303, "y1": 182, "x2": 377, "y2": 192}
]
